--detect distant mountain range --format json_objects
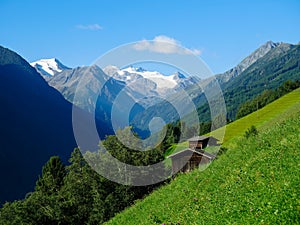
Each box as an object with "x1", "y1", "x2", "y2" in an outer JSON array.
[
  {"x1": 130, "y1": 41, "x2": 300, "y2": 130},
  {"x1": 32, "y1": 60, "x2": 195, "y2": 105},
  {"x1": 31, "y1": 59, "x2": 197, "y2": 130},
  {"x1": 30, "y1": 41, "x2": 300, "y2": 134},
  {"x1": 104, "y1": 65, "x2": 194, "y2": 97}
]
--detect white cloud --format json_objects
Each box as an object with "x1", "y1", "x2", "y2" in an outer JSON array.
[
  {"x1": 133, "y1": 35, "x2": 201, "y2": 55},
  {"x1": 76, "y1": 24, "x2": 102, "y2": 31}
]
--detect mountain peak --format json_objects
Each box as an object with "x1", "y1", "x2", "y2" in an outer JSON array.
[
  {"x1": 258, "y1": 40, "x2": 281, "y2": 51},
  {"x1": 135, "y1": 67, "x2": 146, "y2": 72},
  {"x1": 263, "y1": 40, "x2": 276, "y2": 47},
  {"x1": 122, "y1": 66, "x2": 143, "y2": 74},
  {"x1": 102, "y1": 65, "x2": 193, "y2": 96},
  {"x1": 216, "y1": 40, "x2": 280, "y2": 83},
  {"x1": 30, "y1": 58, "x2": 70, "y2": 77},
  {"x1": 0, "y1": 45, "x2": 30, "y2": 68},
  {"x1": 103, "y1": 65, "x2": 120, "y2": 76},
  {"x1": 172, "y1": 71, "x2": 186, "y2": 79}
]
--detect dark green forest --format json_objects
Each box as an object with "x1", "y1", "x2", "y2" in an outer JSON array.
[
  {"x1": 0, "y1": 119, "x2": 210, "y2": 224},
  {"x1": 0, "y1": 133, "x2": 168, "y2": 225}
]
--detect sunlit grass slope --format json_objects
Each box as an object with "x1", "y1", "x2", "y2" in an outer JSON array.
[
  {"x1": 106, "y1": 91, "x2": 300, "y2": 225},
  {"x1": 214, "y1": 87, "x2": 300, "y2": 145},
  {"x1": 167, "y1": 88, "x2": 300, "y2": 156}
]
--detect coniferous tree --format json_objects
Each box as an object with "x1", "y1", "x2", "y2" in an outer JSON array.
[
  {"x1": 35, "y1": 156, "x2": 66, "y2": 195},
  {"x1": 59, "y1": 148, "x2": 105, "y2": 225}
]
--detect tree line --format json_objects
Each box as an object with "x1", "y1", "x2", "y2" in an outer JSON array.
[
  {"x1": 0, "y1": 119, "x2": 215, "y2": 224},
  {"x1": 236, "y1": 80, "x2": 300, "y2": 119},
  {"x1": 0, "y1": 128, "x2": 169, "y2": 225}
]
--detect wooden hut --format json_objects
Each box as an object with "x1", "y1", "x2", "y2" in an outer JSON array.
[{"x1": 168, "y1": 136, "x2": 219, "y2": 174}]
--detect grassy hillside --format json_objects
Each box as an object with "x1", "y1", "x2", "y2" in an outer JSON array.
[
  {"x1": 106, "y1": 95, "x2": 300, "y2": 224},
  {"x1": 213, "y1": 87, "x2": 300, "y2": 146},
  {"x1": 166, "y1": 88, "x2": 300, "y2": 156}
]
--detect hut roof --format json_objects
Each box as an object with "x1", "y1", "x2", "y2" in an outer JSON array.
[
  {"x1": 188, "y1": 136, "x2": 219, "y2": 142},
  {"x1": 167, "y1": 148, "x2": 216, "y2": 160}
]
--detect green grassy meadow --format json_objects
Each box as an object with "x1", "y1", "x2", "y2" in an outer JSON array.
[
  {"x1": 167, "y1": 88, "x2": 300, "y2": 157},
  {"x1": 105, "y1": 89, "x2": 300, "y2": 225},
  {"x1": 215, "y1": 88, "x2": 300, "y2": 146}
]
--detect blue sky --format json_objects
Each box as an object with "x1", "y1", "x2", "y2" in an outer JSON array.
[{"x1": 1, "y1": 0, "x2": 299, "y2": 74}]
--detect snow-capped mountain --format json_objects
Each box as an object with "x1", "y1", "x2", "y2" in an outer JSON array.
[
  {"x1": 104, "y1": 65, "x2": 195, "y2": 96},
  {"x1": 30, "y1": 58, "x2": 70, "y2": 78},
  {"x1": 31, "y1": 60, "x2": 197, "y2": 130}
]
